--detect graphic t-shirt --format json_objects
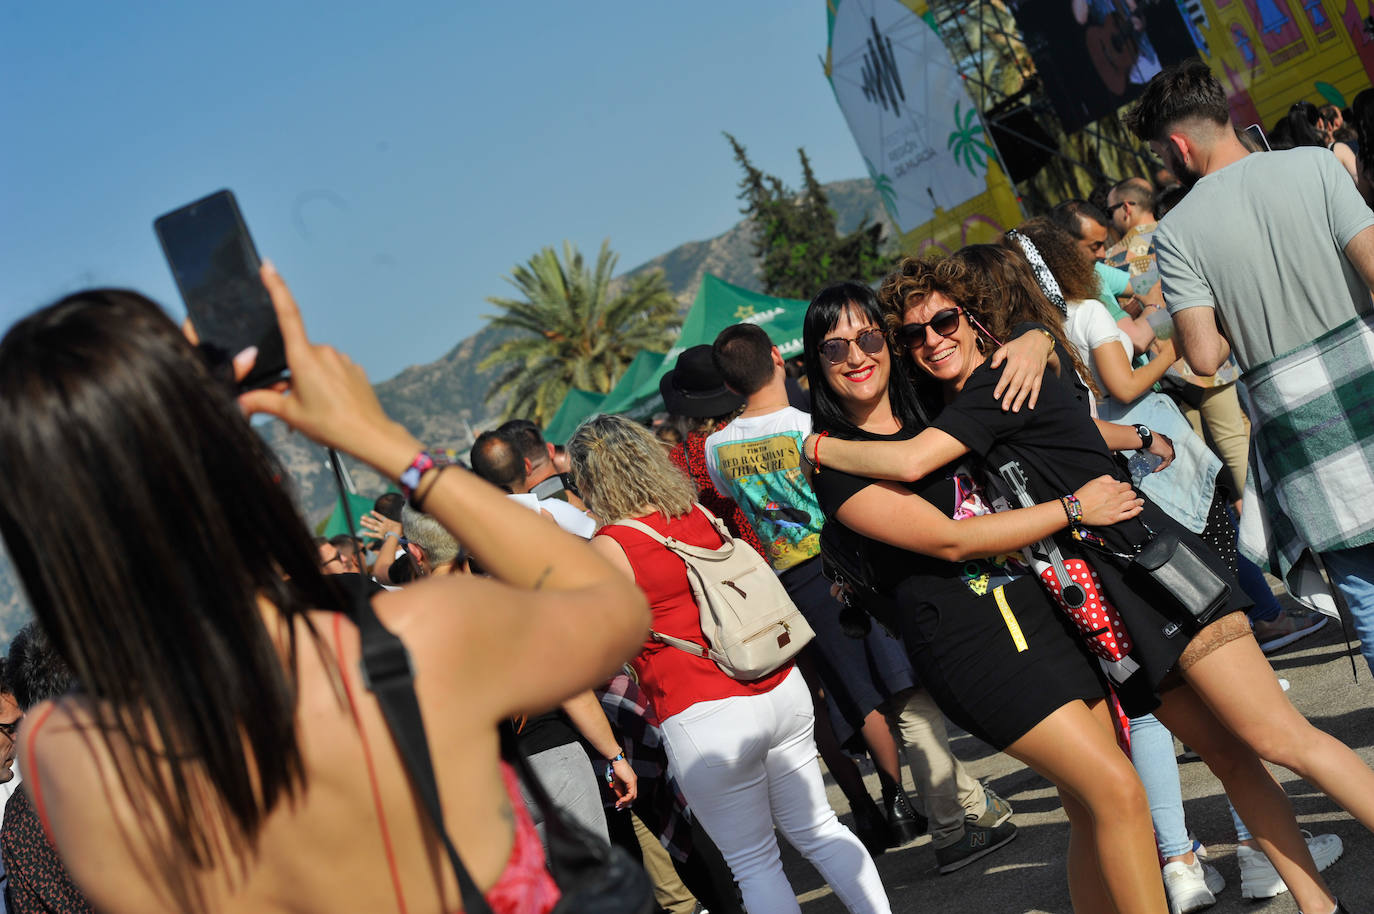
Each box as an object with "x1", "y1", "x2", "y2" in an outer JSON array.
[{"x1": 704, "y1": 407, "x2": 822, "y2": 573}]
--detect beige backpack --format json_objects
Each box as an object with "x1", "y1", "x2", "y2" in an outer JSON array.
[{"x1": 613, "y1": 504, "x2": 814, "y2": 681}]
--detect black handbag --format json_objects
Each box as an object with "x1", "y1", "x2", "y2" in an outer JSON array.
[
  {"x1": 1124, "y1": 528, "x2": 1232, "y2": 632},
  {"x1": 350, "y1": 590, "x2": 655, "y2": 914}
]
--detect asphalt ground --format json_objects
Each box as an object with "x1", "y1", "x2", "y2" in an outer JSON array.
[{"x1": 783, "y1": 608, "x2": 1374, "y2": 914}]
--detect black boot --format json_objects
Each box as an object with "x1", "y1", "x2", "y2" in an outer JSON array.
[
  {"x1": 881, "y1": 783, "x2": 927, "y2": 849},
  {"x1": 849, "y1": 796, "x2": 892, "y2": 856}
]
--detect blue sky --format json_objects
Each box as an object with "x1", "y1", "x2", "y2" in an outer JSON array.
[{"x1": 1, "y1": 2, "x2": 869, "y2": 383}]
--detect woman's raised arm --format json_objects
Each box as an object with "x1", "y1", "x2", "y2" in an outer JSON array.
[{"x1": 239, "y1": 263, "x2": 650, "y2": 716}]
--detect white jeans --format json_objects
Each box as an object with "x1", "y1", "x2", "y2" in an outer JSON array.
[{"x1": 660, "y1": 667, "x2": 891, "y2": 914}]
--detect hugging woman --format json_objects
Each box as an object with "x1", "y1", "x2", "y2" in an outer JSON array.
[
  {"x1": 807, "y1": 255, "x2": 1374, "y2": 914},
  {"x1": 799, "y1": 283, "x2": 1170, "y2": 914}
]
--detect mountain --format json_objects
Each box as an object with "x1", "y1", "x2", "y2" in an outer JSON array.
[{"x1": 0, "y1": 178, "x2": 890, "y2": 638}]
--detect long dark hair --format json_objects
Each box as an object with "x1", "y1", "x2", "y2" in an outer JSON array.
[
  {"x1": 1286, "y1": 101, "x2": 1328, "y2": 147},
  {"x1": 802, "y1": 281, "x2": 929, "y2": 438},
  {"x1": 0, "y1": 290, "x2": 340, "y2": 887}
]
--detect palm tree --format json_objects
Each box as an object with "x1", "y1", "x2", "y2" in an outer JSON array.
[{"x1": 480, "y1": 240, "x2": 681, "y2": 424}]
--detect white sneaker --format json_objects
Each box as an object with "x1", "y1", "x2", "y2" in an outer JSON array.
[
  {"x1": 1163, "y1": 857, "x2": 1221, "y2": 914},
  {"x1": 1238, "y1": 831, "x2": 1344, "y2": 899}
]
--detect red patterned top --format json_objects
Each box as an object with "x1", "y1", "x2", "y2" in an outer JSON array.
[
  {"x1": 669, "y1": 427, "x2": 767, "y2": 557},
  {"x1": 598, "y1": 508, "x2": 792, "y2": 722}
]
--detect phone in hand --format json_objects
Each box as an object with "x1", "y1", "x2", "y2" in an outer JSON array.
[{"x1": 153, "y1": 189, "x2": 287, "y2": 389}]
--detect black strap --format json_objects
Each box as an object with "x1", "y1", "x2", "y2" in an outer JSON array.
[{"x1": 352, "y1": 591, "x2": 496, "y2": 914}]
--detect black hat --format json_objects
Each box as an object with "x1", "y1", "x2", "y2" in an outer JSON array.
[{"x1": 659, "y1": 345, "x2": 745, "y2": 418}]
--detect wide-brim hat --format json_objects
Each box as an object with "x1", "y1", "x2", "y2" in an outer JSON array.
[{"x1": 659, "y1": 344, "x2": 745, "y2": 418}]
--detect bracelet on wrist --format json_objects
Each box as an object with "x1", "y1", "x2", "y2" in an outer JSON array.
[
  {"x1": 1060, "y1": 494, "x2": 1083, "y2": 526},
  {"x1": 398, "y1": 451, "x2": 435, "y2": 503},
  {"x1": 813, "y1": 430, "x2": 829, "y2": 473},
  {"x1": 607, "y1": 751, "x2": 625, "y2": 764}
]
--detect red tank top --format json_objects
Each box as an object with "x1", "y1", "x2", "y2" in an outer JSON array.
[{"x1": 598, "y1": 507, "x2": 792, "y2": 722}]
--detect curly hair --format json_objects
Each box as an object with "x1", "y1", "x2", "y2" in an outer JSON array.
[
  {"x1": 1013, "y1": 217, "x2": 1101, "y2": 302},
  {"x1": 568, "y1": 414, "x2": 697, "y2": 524},
  {"x1": 877, "y1": 248, "x2": 1101, "y2": 399},
  {"x1": 875, "y1": 255, "x2": 984, "y2": 335},
  {"x1": 960, "y1": 243, "x2": 1102, "y2": 399}
]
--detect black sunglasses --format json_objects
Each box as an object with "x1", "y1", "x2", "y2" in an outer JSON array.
[
  {"x1": 818, "y1": 327, "x2": 887, "y2": 364},
  {"x1": 0, "y1": 717, "x2": 22, "y2": 739},
  {"x1": 1107, "y1": 200, "x2": 1128, "y2": 215},
  {"x1": 896, "y1": 307, "x2": 963, "y2": 348}
]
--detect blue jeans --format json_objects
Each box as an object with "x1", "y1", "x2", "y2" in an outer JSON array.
[
  {"x1": 1133, "y1": 713, "x2": 1255, "y2": 850},
  {"x1": 1321, "y1": 544, "x2": 1374, "y2": 676},
  {"x1": 1129, "y1": 713, "x2": 1192, "y2": 858}
]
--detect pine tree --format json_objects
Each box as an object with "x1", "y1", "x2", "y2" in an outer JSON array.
[{"x1": 726, "y1": 134, "x2": 897, "y2": 300}]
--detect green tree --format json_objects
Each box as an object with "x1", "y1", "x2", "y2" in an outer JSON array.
[
  {"x1": 726, "y1": 133, "x2": 897, "y2": 300},
  {"x1": 480, "y1": 240, "x2": 681, "y2": 425}
]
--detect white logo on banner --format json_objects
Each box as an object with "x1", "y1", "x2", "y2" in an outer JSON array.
[{"x1": 830, "y1": 0, "x2": 996, "y2": 232}]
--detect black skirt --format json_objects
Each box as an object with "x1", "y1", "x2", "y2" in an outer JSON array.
[{"x1": 895, "y1": 574, "x2": 1109, "y2": 750}]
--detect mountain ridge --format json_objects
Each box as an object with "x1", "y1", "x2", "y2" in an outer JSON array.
[{"x1": 0, "y1": 177, "x2": 890, "y2": 638}]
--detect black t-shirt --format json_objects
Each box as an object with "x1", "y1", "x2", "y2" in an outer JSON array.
[
  {"x1": 932, "y1": 343, "x2": 1151, "y2": 554},
  {"x1": 812, "y1": 425, "x2": 1026, "y2": 609}
]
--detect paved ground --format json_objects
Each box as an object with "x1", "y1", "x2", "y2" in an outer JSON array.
[{"x1": 782, "y1": 611, "x2": 1373, "y2": 914}]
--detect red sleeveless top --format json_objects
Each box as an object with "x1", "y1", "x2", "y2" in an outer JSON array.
[{"x1": 598, "y1": 507, "x2": 791, "y2": 722}]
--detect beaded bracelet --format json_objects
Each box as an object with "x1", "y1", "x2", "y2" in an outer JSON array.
[{"x1": 1060, "y1": 494, "x2": 1083, "y2": 526}]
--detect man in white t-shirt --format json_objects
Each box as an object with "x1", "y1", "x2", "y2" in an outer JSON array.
[
  {"x1": 1126, "y1": 59, "x2": 1374, "y2": 675},
  {"x1": 471, "y1": 429, "x2": 596, "y2": 538}
]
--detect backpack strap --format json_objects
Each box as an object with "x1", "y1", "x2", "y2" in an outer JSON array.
[{"x1": 604, "y1": 509, "x2": 723, "y2": 662}]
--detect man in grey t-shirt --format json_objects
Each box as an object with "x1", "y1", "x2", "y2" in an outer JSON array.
[{"x1": 1126, "y1": 60, "x2": 1374, "y2": 676}]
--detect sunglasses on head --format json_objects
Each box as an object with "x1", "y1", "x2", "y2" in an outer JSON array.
[
  {"x1": 818, "y1": 327, "x2": 887, "y2": 364},
  {"x1": 895, "y1": 307, "x2": 963, "y2": 348}
]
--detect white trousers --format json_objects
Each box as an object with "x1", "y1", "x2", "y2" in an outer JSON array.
[{"x1": 660, "y1": 667, "x2": 891, "y2": 914}]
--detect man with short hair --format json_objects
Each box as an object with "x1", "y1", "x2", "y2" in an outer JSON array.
[
  {"x1": 1105, "y1": 176, "x2": 1324, "y2": 653},
  {"x1": 328, "y1": 534, "x2": 363, "y2": 575},
  {"x1": 313, "y1": 537, "x2": 346, "y2": 575},
  {"x1": 498, "y1": 419, "x2": 588, "y2": 509},
  {"x1": 1127, "y1": 59, "x2": 1374, "y2": 675},
  {"x1": 472, "y1": 428, "x2": 596, "y2": 537},
  {"x1": 1051, "y1": 199, "x2": 1156, "y2": 352},
  {"x1": 706, "y1": 322, "x2": 1018, "y2": 874}
]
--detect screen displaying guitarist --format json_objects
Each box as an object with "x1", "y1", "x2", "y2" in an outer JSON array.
[{"x1": 1073, "y1": 0, "x2": 1162, "y2": 95}]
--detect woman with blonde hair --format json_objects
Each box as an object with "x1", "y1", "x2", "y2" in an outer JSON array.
[{"x1": 569, "y1": 413, "x2": 892, "y2": 914}]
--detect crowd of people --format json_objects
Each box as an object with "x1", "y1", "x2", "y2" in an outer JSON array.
[{"x1": 0, "y1": 59, "x2": 1370, "y2": 914}]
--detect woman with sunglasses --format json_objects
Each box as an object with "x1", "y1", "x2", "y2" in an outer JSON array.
[
  {"x1": 806, "y1": 254, "x2": 1374, "y2": 914},
  {"x1": 802, "y1": 282, "x2": 1172, "y2": 914}
]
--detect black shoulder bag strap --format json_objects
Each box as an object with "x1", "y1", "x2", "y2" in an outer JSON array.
[{"x1": 351, "y1": 590, "x2": 497, "y2": 914}]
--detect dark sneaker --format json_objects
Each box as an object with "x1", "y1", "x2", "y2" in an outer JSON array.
[
  {"x1": 967, "y1": 784, "x2": 1013, "y2": 828},
  {"x1": 935, "y1": 820, "x2": 1018, "y2": 874},
  {"x1": 1253, "y1": 608, "x2": 1327, "y2": 654}
]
